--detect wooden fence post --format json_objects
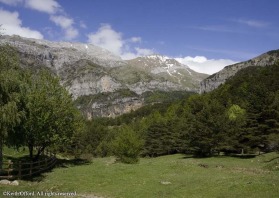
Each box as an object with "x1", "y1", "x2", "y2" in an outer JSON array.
[
  {"x1": 7, "y1": 160, "x2": 12, "y2": 178},
  {"x1": 18, "y1": 161, "x2": 22, "y2": 179},
  {"x1": 38, "y1": 160, "x2": 41, "y2": 170},
  {"x1": 30, "y1": 163, "x2": 33, "y2": 176}
]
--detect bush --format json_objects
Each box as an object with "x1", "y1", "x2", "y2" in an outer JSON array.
[{"x1": 112, "y1": 126, "x2": 143, "y2": 164}]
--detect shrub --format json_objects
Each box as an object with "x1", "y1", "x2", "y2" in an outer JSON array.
[{"x1": 112, "y1": 126, "x2": 143, "y2": 164}]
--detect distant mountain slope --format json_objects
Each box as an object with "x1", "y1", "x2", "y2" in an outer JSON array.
[
  {"x1": 127, "y1": 55, "x2": 207, "y2": 93},
  {"x1": 200, "y1": 50, "x2": 279, "y2": 93},
  {"x1": 0, "y1": 35, "x2": 208, "y2": 118}
]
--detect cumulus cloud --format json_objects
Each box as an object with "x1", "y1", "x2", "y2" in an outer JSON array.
[
  {"x1": 88, "y1": 24, "x2": 154, "y2": 59},
  {"x1": 0, "y1": 0, "x2": 22, "y2": 6},
  {"x1": 50, "y1": 15, "x2": 78, "y2": 40},
  {"x1": 0, "y1": 0, "x2": 79, "y2": 40},
  {"x1": 175, "y1": 56, "x2": 237, "y2": 74},
  {"x1": 121, "y1": 48, "x2": 155, "y2": 60},
  {"x1": 0, "y1": 9, "x2": 43, "y2": 39},
  {"x1": 129, "y1": 37, "x2": 141, "y2": 43},
  {"x1": 25, "y1": 0, "x2": 61, "y2": 14},
  {"x1": 88, "y1": 24, "x2": 123, "y2": 55}
]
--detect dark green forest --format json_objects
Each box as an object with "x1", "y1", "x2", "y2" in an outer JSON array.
[
  {"x1": 77, "y1": 63, "x2": 279, "y2": 162},
  {"x1": 1, "y1": 45, "x2": 279, "y2": 165}
]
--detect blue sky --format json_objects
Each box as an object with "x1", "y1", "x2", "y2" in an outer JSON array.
[{"x1": 0, "y1": 0, "x2": 278, "y2": 74}]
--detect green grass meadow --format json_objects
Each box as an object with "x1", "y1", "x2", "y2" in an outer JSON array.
[{"x1": 1, "y1": 150, "x2": 279, "y2": 198}]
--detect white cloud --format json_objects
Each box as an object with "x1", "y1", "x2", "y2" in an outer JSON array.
[
  {"x1": 121, "y1": 48, "x2": 154, "y2": 60},
  {"x1": 88, "y1": 24, "x2": 154, "y2": 59},
  {"x1": 88, "y1": 24, "x2": 123, "y2": 55},
  {"x1": 25, "y1": 0, "x2": 79, "y2": 39},
  {"x1": 0, "y1": 9, "x2": 43, "y2": 39},
  {"x1": 25, "y1": 0, "x2": 61, "y2": 14},
  {"x1": 79, "y1": 21, "x2": 87, "y2": 29},
  {"x1": 135, "y1": 47, "x2": 154, "y2": 56},
  {"x1": 0, "y1": 0, "x2": 78, "y2": 40},
  {"x1": 50, "y1": 15, "x2": 72, "y2": 28},
  {"x1": 175, "y1": 56, "x2": 237, "y2": 74},
  {"x1": 50, "y1": 15, "x2": 78, "y2": 40},
  {"x1": 233, "y1": 19, "x2": 269, "y2": 28},
  {"x1": 0, "y1": 0, "x2": 22, "y2": 6},
  {"x1": 130, "y1": 37, "x2": 141, "y2": 43}
]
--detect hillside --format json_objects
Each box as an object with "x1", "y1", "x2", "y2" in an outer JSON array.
[
  {"x1": 0, "y1": 35, "x2": 208, "y2": 118},
  {"x1": 200, "y1": 49, "x2": 279, "y2": 93}
]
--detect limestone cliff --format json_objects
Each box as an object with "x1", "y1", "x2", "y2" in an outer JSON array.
[
  {"x1": 200, "y1": 50, "x2": 279, "y2": 93},
  {"x1": 0, "y1": 35, "x2": 208, "y2": 118}
]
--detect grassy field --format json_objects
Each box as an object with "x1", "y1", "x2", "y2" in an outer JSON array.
[{"x1": 1, "y1": 149, "x2": 279, "y2": 198}]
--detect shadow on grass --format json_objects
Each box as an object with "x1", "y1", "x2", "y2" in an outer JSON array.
[
  {"x1": 179, "y1": 153, "x2": 258, "y2": 159},
  {"x1": 19, "y1": 158, "x2": 91, "y2": 182},
  {"x1": 229, "y1": 154, "x2": 257, "y2": 159},
  {"x1": 264, "y1": 156, "x2": 279, "y2": 163},
  {"x1": 55, "y1": 158, "x2": 92, "y2": 168},
  {"x1": 2, "y1": 155, "x2": 91, "y2": 182}
]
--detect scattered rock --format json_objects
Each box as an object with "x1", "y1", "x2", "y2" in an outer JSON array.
[
  {"x1": 0, "y1": 179, "x2": 11, "y2": 185},
  {"x1": 10, "y1": 180, "x2": 19, "y2": 186},
  {"x1": 198, "y1": 164, "x2": 209, "y2": 168},
  {"x1": 160, "y1": 181, "x2": 171, "y2": 185}
]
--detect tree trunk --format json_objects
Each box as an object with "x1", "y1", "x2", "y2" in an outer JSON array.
[
  {"x1": 0, "y1": 137, "x2": 3, "y2": 170},
  {"x1": 34, "y1": 146, "x2": 45, "y2": 161},
  {"x1": 29, "y1": 144, "x2": 33, "y2": 160}
]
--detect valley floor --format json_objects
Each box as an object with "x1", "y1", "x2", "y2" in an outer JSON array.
[{"x1": 1, "y1": 152, "x2": 279, "y2": 198}]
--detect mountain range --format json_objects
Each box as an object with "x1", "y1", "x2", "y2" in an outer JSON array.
[
  {"x1": 1, "y1": 35, "x2": 278, "y2": 118},
  {"x1": 0, "y1": 35, "x2": 207, "y2": 118}
]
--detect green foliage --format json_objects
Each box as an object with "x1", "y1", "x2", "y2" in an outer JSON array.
[
  {"x1": 143, "y1": 91, "x2": 194, "y2": 104},
  {"x1": 0, "y1": 45, "x2": 25, "y2": 167},
  {"x1": 19, "y1": 69, "x2": 84, "y2": 160},
  {"x1": 209, "y1": 63, "x2": 279, "y2": 153},
  {"x1": 77, "y1": 63, "x2": 279, "y2": 159},
  {"x1": 0, "y1": 46, "x2": 85, "y2": 162},
  {"x1": 227, "y1": 104, "x2": 246, "y2": 121},
  {"x1": 112, "y1": 126, "x2": 143, "y2": 163},
  {"x1": 182, "y1": 95, "x2": 230, "y2": 156}
]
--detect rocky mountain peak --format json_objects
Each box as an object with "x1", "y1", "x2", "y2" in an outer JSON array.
[
  {"x1": 200, "y1": 49, "x2": 279, "y2": 93},
  {"x1": 135, "y1": 54, "x2": 189, "y2": 68},
  {"x1": 0, "y1": 35, "x2": 126, "y2": 70}
]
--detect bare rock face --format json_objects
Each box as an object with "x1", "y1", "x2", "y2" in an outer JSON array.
[
  {"x1": 0, "y1": 35, "x2": 208, "y2": 118},
  {"x1": 10, "y1": 180, "x2": 19, "y2": 186},
  {"x1": 200, "y1": 50, "x2": 279, "y2": 93},
  {"x1": 128, "y1": 55, "x2": 208, "y2": 93},
  {"x1": 0, "y1": 180, "x2": 11, "y2": 185},
  {"x1": 87, "y1": 97, "x2": 144, "y2": 118}
]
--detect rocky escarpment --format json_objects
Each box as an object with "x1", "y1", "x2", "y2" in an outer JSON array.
[
  {"x1": 0, "y1": 35, "x2": 208, "y2": 118},
  {"x1": 127, "y1": 55, "x2": 208, "y2": 93},
  {"x1": 200, "y1": 50, "x2": 279, "y2": 93}
]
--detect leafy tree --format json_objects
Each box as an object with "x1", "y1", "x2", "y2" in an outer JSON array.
[
  {"x1": 0, "y1": 45, "x2": 25, "y2": 168},
  {"x1": 112, "y1": 125, "x2": 143, "y2": 163},
  {"x1": 20, "y1": 70, "x2": 84, "y2": 161}
]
